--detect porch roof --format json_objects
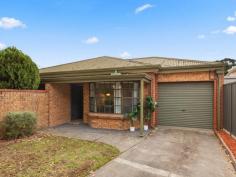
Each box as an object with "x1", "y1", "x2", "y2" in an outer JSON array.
[
  {"x1": 41, "y1": 73, "x2": 152, "y2": 83},
  {"x1": 40, "y1": 56, "x2": 224, "y2": 83}
]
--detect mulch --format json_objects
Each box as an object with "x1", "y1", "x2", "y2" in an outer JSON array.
[{"x1": 218, "y1": 130, "x2": 236, "y2": 158}]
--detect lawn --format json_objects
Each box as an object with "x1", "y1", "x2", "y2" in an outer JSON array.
[{"x1": 0, "y1": 134, "x2": 119, "y2": 177}]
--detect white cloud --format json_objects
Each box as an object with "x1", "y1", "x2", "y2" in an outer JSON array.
[
  {"x1": 197, "y1": 34, "x2": 206, "y2": 39},
  {"x1": 0, "y1": 42, "x2": 6, "y2": 50},
  {"x1": 0, "y1": 17, "x2": 26, "y2": 29},
  {"x1": 223, "y1": 26, "x2": 236, "y2": 34},
  {"x1": 227, "y1": 16, "x2": 236, "y2": 22},
  {"x1": 120, "y1": 51, "x2": 131, "y2": 59},
  {"x1": 84, "y1": 36, "x2": 99, "y2": 44},
  {"x1": 135, "y1": 4, "x2": 153, "y2": 14}
]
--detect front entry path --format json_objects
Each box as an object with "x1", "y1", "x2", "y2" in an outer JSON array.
[
  {"x1": 44, "y1": 123, "x2": 147, "y2": 152},
  {"x1": 45, "y1": 124, "x2": 236, "y2": 177}
]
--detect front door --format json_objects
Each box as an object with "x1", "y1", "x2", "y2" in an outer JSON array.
[{"x1": 71, "y1": 84, "x2": 83, "y2": 120}]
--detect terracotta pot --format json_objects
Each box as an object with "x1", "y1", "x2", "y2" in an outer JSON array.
[
  {"x1": 144, "y1": 125, "x2": 149, "y2": 131},
  {"x1": 130, "y1": 127, "x2": 135, "y2": 132}
]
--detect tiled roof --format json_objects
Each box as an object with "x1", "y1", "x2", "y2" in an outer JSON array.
[
  {"x1": 40, "y1": 56, "x2": 148, "y2": 73},
  {"x1": 40, "y1": 56, "x2": 220, "y2": 74},
  {"x1": 130, "y1": 57, "x2": 217, "y2": 67}
]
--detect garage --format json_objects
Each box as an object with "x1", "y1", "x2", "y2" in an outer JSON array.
[{"x1": 158, "y1": 82, "x2": 213, "y2": 129}]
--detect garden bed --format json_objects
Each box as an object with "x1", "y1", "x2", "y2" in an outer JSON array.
[
  {"x1": 0, "y1": 133, "x2": 119, "y2": 177},
  {"x1": 218, "y1": 131, "x2": 236, "y2": 158}
]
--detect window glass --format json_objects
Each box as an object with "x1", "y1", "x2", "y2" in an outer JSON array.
[{"x1": 89, "y1": 82, "x2": 139, "y2": 114}]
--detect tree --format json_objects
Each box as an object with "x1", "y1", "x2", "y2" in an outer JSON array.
[
  {"x1": 219, "y1": 58, "x2": 236, "y2": 75},
  {"x1": 0, "y1": 47, "x2": 40, "y2": 89}
]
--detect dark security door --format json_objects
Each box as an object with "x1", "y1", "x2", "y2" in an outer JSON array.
[{"x1": 71, "y1": 84, "x2": 83, "y2": 120}]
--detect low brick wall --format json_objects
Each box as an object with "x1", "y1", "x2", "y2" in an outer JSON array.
[
  {"x1": 0, "y1": 89, "x2": 49, "y2": 128},
  {"x1": 46, "y1": 83, "x2": 71, "y2": 127},
  {"x1": 87, "y1": 113, "x2": 140, "y2": 130}
]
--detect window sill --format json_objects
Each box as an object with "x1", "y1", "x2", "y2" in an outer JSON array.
[{"x1": 88, "y1": 112, "x2": 125, "y2": 120}]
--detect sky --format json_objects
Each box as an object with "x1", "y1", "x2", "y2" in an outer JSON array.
[{"x1": 0, "y1": 0, "x2": 236, "y2": 68}]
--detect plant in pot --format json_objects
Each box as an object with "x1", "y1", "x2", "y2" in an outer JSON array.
[
  {"x1": 127, "y1": 107, "x2": 139, "y2": 132},
  {"x1": 144, "y1": 96, "x2": 156, "y2": 131}
]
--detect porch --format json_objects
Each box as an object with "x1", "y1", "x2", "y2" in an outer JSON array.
[{"x1": 44, "y1": 72, "x2": 156, "y2": 136}]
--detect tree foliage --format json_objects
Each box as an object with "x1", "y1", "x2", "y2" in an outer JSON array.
[
  {"x1": 219, "y1": 58, "x2": 236, "y2": 75},
  {"x1": 0, "y1": 47, "x2": 40, "y2": 89}
]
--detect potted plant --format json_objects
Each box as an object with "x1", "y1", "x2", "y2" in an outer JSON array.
[
  {"x1": 127, "y1": 108, "x2": 139, "y2": 132},
  {"x1": 144, "y1": 96, "x2": 156, "y2": 131}
]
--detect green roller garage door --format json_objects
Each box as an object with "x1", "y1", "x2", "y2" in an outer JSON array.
[{"x1": 158, "y1": 82, "x2": 213, "y2": 129}]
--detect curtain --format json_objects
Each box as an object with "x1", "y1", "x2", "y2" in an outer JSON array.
[{"x1": 114, "y1": 82, "x2": 121, "y2": 113}]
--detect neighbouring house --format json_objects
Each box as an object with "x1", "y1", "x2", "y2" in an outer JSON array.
[
  {"x1": 40, "y1": 56, "x2": 224, "y2": 131},
  {"x1": 225, "y1": 66, "x2": 236, "y2": 84}
]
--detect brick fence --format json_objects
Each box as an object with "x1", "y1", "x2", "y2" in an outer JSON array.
[
  {"x1": 0, "y1": 84, "x2": 71, "y2": 129},
  {"x1": 0, "y1": 89, "x2": 49, "y2": 128}
]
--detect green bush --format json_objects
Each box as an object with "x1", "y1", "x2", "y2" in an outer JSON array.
[
  {"x1": 0, "y1": 47, "x2": 40, "y2": 89},
  {"x1": 2, "y1": 112, "x2": 37, "y2": 139}
]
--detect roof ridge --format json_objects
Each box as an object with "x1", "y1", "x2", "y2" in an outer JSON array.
[
  {"x1": 127, "y1": 59, "x2": 150, "y2": 65},
  {"x1": 40, "y1": 56, "x2": 128, "y2": 70},
  {"x1": 131, "y1": 56, "x2": 209, "y2": 63}
]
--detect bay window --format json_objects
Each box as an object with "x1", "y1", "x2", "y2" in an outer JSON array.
[{"x1": 89, "y1": 82, "x2": 139, "y2": 114}]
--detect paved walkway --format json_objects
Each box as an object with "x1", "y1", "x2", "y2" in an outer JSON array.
[
  {"x1": 44, "y1": 123, "x2": 148, "y2": 152},
  {"x1": 45, "y1": 124, "x2": 236, "y2": 177}
]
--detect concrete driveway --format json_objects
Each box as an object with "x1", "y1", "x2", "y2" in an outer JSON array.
[
  {"x1": 45, "y1": 124, "x2": 235, "y2": 177},
  {"x1": 93, "y1": 126, "x2": 236, "y2": 177}
]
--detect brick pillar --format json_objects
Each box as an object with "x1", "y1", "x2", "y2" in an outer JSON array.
[
  {"x1": 220, "y1": 74, "x2": 224, "y2": 130},
  {"x1": 83, "y1": 83, "x2": 89, "y2": 123},
  {"x1": 214, "y1": 72, "x2": 224, "y2": 130},
  {"x1": 150, "y1": 73, "x2": 157, "y2": 127},
  {"x1": 46, "y1": 83, "x2": 71, "y2": 127},
  {"x1": 213, "y1": 79, "x2": 217, "y2": 130}
]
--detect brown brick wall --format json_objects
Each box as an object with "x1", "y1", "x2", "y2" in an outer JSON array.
[
  {"x1": 149, "y1": 73, "x2": 158, "y2": 127},
  {"x1": 87, "y1": 113, "x2": 139, "y2": 130},
  {"x1": 213, "y1": 73, "x2": 224, "y2": 130},
  {"x1": 220, "y1": 73, "x2": 224, "y2": 129},
  {"x1": 46, "y1": 83, "x2": 71, "y2": 127},
  {"x1": 83, "y1": 83, "x2": 89, "y2": 123},
  {"x1": 0, "y1": 89, "x2": 49, "y2": 128},
  {"x1": 158, "y1": 71, "x2": 212, "y2": 82}
]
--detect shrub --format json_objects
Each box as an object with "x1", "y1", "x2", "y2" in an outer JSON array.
[
  {"x1": 2, "y1": 112, "x2": 37, "y2": 139},
  {"x1": 0, "y1": 47, "x2": 40, "y2": 89}
]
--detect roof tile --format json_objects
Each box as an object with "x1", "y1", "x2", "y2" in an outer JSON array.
[{"x1": 40, "y1": 56, "x2": 220, "y2": 73}]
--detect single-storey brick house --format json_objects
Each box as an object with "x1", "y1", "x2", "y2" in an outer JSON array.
[{"x1": 40, "y1": 56, "x2": 224, "y2": 133}]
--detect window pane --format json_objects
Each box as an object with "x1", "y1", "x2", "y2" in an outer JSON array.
[
  {"x1": 89, "y1": 82, "x2": 139, "y2": 114},
  {"x1": 122, "y1": 83, "x2": 133, "y2": 97},
  {"x1": 94, "y1": 83, "x2": 114, "y2": 113},
  {"x1": 133, "y1": 82, "x2": 139, "y2": 98},
  {"x1": 89, "y1": 97, "x2": 95, "y2": 112},
  {"x1": 114, "y1": 82, "x2": 121, "y2": 113},
  {"x1": 122, "y1": 98, "x2": 133, "y2": 114},
  {"x1": 89, "y1": 83, "x2": 96, "y2": 112},
  {"x1": 90, "y1": 83, "x2": 95, "y2": 97}
]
